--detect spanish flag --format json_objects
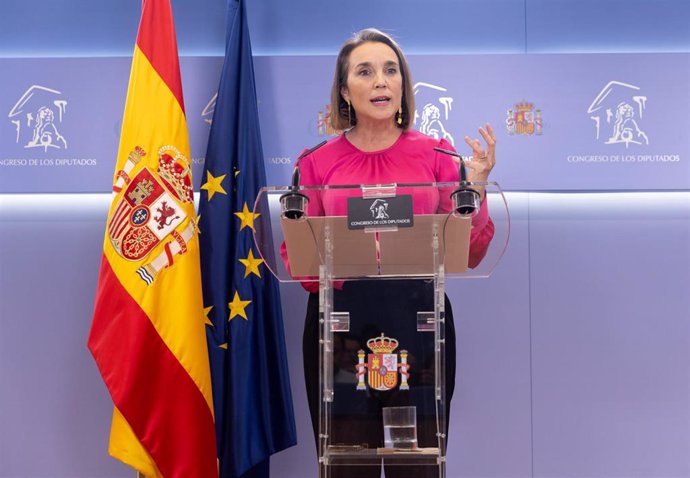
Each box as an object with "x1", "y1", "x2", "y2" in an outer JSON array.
[{"x1": 88, "y1": 1, "x2": 217, "y2": 477}]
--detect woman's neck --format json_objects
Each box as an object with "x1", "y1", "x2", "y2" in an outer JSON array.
[{"x1": 346, "y1": 120, "x2": 402, "y2": 152}]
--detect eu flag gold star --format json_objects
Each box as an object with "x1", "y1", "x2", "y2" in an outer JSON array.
[
  {"x1": 228, "y1": 291, "x2": 251, "y2": 321},
  {"x1": 239, "y1": 249, "x2": 265, "y2": 278},
  {"x1": 201, "y1": 171, "x2": 227, "y2": 201},
  {"x1": 203, "y1": 305, "x2": 214, "y2": 326},
  {"x1": 234, "y1": 202, "x2": 260, "y2": 231}
]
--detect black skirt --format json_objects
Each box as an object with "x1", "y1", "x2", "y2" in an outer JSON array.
[{"x1": 302, "y1": 279, "x2": 457, "y2": 478}]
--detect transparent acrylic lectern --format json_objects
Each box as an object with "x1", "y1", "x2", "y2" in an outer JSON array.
[{"x1": 253, "y1": 182, "x2": 509, "y2": 478}]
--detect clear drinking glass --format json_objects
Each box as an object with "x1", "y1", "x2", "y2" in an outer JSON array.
[{"x1": 382, "y1": 406, "x2": 418, "y2": 449}]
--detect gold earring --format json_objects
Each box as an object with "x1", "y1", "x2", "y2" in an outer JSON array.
[
  {"x1": 397, "y1": 106, "x2": 403, "y2": 125},
  {"x1": 347, "y1": 100, "x2": 352, "y2": 127}
]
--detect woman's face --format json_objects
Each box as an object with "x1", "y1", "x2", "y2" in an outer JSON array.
[{"x1": 341, "y1": 41, "x2": 403, "y2": 126}]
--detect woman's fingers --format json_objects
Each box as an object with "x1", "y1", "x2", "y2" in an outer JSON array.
[
  {"x1": 479, "y1": 125, "x2": 495, "y2": 153},
  {"x1": 463, "y1": 135, "x2": 485, "y2": 158},
  {"x1": 459, "y1": 123, "x2": 497, "y2": 183},
  {"x1": 480, "y1": 123, "x2": 496, "y2": 141}
]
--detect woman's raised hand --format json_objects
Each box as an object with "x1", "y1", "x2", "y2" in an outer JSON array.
[{"x1": 462, "y1": 123, "x2": 496, "y2": 183}]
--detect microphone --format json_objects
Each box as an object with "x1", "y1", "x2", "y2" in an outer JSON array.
[
  {"x1": 281, "y1": 140, "x2": 327, "y2": 220},
  {"x1": 433, "y1": 147, "x2": 480, "y2": 216}
]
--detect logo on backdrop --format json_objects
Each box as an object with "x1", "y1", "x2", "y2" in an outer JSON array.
[
  {"x1": 317, "y1": 104, "x2": 340, "y2": 137},
  {"x1": 355, "y1": 334, "x2": 410, "y2": 391},
  {"x1": 506, "y1": 101, "x2": 543, "y2": 136},
  {"x1": 201, "y1": 93, "x2": 217, "y2": 125},
  {"x1": 587, "y1": 81, "x2": 649, "y2": 148},
  {"x1": 8, "y1": 85, "x2": 68, "y2": 151},
  {"x1": 413, "y1": 82, "x2": 455, "y2": 146}
]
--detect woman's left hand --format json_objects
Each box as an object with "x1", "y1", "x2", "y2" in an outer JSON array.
[
  {"x1": 453, "y1": 123, "x2": 496, "y2": 201},
  {"x1": 463, "y1": 123, "x2": 496, "y2": 183}
]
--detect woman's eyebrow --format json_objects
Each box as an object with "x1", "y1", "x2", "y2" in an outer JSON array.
[{"x1": 353, "y1": 60, "x2": 399, "y2": 68}]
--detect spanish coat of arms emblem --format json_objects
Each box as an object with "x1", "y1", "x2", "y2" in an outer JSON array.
[
  {"x1": 108, "y1": 145, "x2": 196, "y2": 285},
  {"x1": 355, "y1": 334, "x2": 410, "y2": 392},
  {"x1": 506, "y1": 102, "x2": 542, "y2": 136}
]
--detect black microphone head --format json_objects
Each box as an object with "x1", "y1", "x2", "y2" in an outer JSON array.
[
  {"x1": 282, "y1": 140, "x2": 327, "y2": 220},
  {"x1": 280, "y1": 192, "x2": 309, "y2": 220},
  {"x1": 451, "y1": 188, "x2": 480, "y2": 217}
]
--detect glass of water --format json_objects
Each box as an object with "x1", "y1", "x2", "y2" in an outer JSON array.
[{"x1": 382, "y1": 406, "x2": 418, "y2": 449}]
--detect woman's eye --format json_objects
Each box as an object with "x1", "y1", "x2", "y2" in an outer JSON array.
[
  {"x1": 387, "y1": 68, "x2": 398, "y2": 74},
  {"x1": 358, "y1": 69, "x2": 370, "y2": 76}
]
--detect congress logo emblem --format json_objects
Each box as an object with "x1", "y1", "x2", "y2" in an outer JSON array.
[
  {"x1": 413, "y1": 82, "x2": 455, "y2": 146},
  {"x1": 355, "y1": 334, "x2": 410, "y2": 392},
  {"x1": 506, "y1": 102, "x2": 542, "y2": 136},
  {"x1": 202, "y1": 92, "x2": 217, "y2": 125},
  {"x1": 108, "y1": 145, "x2": 196, "y2": 285},
  {"x1": 370, "y1": 198, "x2": 390, "y2": 220},
  {"x1": 587, "y1": 81, "x2": 648, "y2": 148},
  {"x1": 8, "y1": 85, "x2": 68, "y2": 151}
]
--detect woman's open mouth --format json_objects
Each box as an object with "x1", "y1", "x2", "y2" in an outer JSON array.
[{"x1": 370, "y1": 96, "x2": 391, "y2": 106}]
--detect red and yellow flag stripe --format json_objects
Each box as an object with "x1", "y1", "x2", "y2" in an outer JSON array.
[{"x1": 88, "y1": 1, "x2": 216, "y2": 477}]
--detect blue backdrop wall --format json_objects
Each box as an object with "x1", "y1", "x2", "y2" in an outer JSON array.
[{"x1": 1, "y1": 1, "x2": 689, "y2": 477}]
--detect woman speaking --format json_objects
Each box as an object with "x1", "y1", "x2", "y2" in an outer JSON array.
[{"x1": 291, "y1": 28, "x2": 496, "y2": 478}]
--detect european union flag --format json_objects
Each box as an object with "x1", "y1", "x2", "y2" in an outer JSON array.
[{"x1": 198, "y1": 1, "x2": 297, "y2": 477}]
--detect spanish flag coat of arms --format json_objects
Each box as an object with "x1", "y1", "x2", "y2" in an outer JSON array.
[{"x1": 88, "y1": 1, "x2": 217, "y2": 477}]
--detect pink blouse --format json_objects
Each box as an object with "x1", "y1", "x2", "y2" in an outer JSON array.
[{"x1": 285, "y1": 130, "x2": 495, "y2": 292}]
